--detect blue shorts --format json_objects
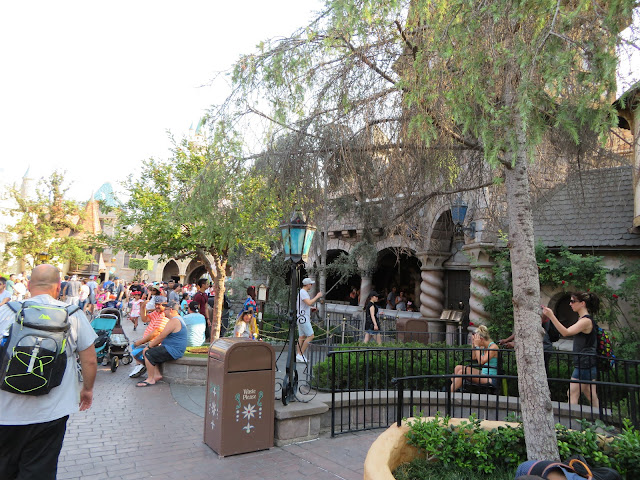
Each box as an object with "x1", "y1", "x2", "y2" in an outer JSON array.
[
  {"x1": 365, "y1": 329, "x2": 380, "y2": 335},
  {"x1": 572, "y1": 366, "x2": 597, "y2": 380},
  {"x1": 132, "y1": 346, "x2": 146, "y2": 362},
  {"x1": 297, "y1": 319, "x2": 314, "y2": 337}
]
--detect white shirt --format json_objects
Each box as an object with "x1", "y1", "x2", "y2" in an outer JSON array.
[
  {"x1": 0, "y1": 295, "x2": 97, "y2": 425},
  {"x1": 296, "y1": 288, "x2": 311, "y2": 324},
  {"x1": 79, "y1": 285, "x2": 90, "y2": 301}
]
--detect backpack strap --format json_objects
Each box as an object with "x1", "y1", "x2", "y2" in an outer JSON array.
[
  {"x1": 7, "y1": 301, "x2": 22, "y2": 313},
  {"x1": 66, "y1": 305, "x2": 80, "y2": 316}
]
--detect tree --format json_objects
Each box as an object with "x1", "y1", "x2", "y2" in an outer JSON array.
[
  {"x1": 221, "y1": 0, "x2": 638, "y2": 459},
  {"x1": 110, "y1": 124, "x2": 283, "y2": 340},
  {"x1": 3, "y1": 171, "x2": 93, "y2": 270}
]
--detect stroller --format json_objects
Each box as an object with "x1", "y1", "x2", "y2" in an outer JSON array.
[{"x1": 91, "y1": 308, "x2": 133, "y2": 372}]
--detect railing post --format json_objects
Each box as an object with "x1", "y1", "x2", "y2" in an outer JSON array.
[
  {"x1": 396, "y1": 378, "x2": 404, "y2": 427},
  {"x1": 330, "y1": 349, "x2": 336, "y2": 437},
  {"x1": 445, "y1": 348, "x2": 452, "y2": 416}
]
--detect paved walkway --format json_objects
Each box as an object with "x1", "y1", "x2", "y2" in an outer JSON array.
[{"x1": 57, "y1": 316, "x2": 380, "y2": 480}]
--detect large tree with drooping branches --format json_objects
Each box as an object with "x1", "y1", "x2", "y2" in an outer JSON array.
[{"x1": 220, "y1": 0, "x2": 638, "y2": 459}]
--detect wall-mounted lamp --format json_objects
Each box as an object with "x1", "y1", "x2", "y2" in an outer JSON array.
[{"x1": 451, "y1": 197, "x2": 476, "y2": 239}]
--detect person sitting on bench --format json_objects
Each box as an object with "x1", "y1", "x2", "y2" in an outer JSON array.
[{"x1": 450, "y1": 325, "x2": 499, "y2": 392}]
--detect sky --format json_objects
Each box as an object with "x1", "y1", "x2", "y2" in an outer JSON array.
[
  {"x1": 0, "y1": 0, "x2": 324, "y2": 201},
  {"x1": 1, "y1": 3, "x2": 637, "y2": 203}
]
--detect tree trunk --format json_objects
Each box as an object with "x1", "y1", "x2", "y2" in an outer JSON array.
[
  {"x1": 210, "y1": 255, "x2": 227, "y2": 342},
  {"x1": 505, "y1": 114, "x2": 559, "y2": 461}
]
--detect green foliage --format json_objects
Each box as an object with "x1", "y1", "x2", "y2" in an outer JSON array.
[
  {"x1": 112, "y1": 122, "x2": 282, "y2": 271},
  {"x1": 484, "y1": 244, "x2": 623, "y2": 338},
  {"x1": 3, "y1": 171, "x2": 93, "y2": 269},
  {"x1": 225, "y1": 277, "x2": 252, "y2": 302},
  {"x1": 252, "y1": 253, "x2": 291, "y2": 312},
  {"x1": 128, "y1": 258, "x2": 153, "y2": 271},
  {"x1": 312, "y1": 342, "x2": 464, "y2": 390},
  {"x1": 405, "y1": 414, "x2": 525, "y2": 473},
  {"x1": 612, "y1": 259, "x2": 640, "y2": 326},
  {"x1": 404, "y1": 415, "x2": 640, "y2": 477},
  {"x1": 394, "y1": 459, "x2": 514, "y2": 480}
]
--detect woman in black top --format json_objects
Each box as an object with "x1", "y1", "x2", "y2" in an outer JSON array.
[
  {"x1": 542, "y1": 292, "x2": 599, "y2": 407},
  {"x1": 363, "y1": 291, "x2": 382, "y2": 345}
]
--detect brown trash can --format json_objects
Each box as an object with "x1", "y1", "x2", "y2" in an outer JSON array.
[
  {"x1": 396, "y1": 317, "x2": 430, "y2": 344},
  {"x1": 203, "y1": 338, "x2": 275, "y2": 457}
]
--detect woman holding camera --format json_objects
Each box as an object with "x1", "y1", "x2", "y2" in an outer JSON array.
[
  {"x1": 542, "y1": 292, "x2": 599, "y2": 407},
  {"x1": 450, "y1": 325, "x2": 499, "y2": 392}
]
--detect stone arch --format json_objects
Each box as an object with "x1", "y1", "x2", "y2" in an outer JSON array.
[
  {"x1": 162, "y1": 260, "x2": 180, "y2": 282},
  {"x1": 372, "y1": 247, "x2": 421, "y2": 310},
  {"x1": 373, "y1": 235, "x2": 419, "y2": 254},
  {"x1": 549, "y1": 291, "x2": 578, "y2": 329},
  {"x1": 325, "y1": 248, "x2": 361, "y2": 302},
  {"x1": 425, "y1": 205, "x2": 455, "y2": 252}
]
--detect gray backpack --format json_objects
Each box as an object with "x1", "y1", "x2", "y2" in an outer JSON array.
[{"x1": 0, "y1": 301, "x2": 79, "y2": 396}]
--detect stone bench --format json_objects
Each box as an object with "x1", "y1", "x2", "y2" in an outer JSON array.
[{"x1": 161, "y1": 355, "x2": 208, "y2": 385}]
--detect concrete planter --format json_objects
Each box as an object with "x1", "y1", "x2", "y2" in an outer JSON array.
[{"x1": 363, "y1": 417, "x2": 518, "y2": 480}]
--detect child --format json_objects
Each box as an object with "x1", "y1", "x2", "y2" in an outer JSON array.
[
  {"x1": 234, "y1": 309, "x2": 254, "y2": 338},
  {"x1": 180, "y1": 292, "x2": 189, "y2": 316},
  {"x1": 96, "y1": 289, "x2": 107, "y2": 310},
  {"x1": 104, "y1": 294, "x2": 119, "y2": 309},
  {"x1": 129, "y1": 291, "x2": 143, "y2": 331}
]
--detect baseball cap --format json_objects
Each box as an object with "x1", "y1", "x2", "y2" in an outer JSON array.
[
  {"x1": 166, "y1": 300, "x2": 180, "y2": 311},
  {"x1": 302, "y1": 278, "x2": 315, "y2": 285}
]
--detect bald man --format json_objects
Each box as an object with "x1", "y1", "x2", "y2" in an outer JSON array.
[{"x1": 0, "y1": 265, "x2": 98, "y2": 480}]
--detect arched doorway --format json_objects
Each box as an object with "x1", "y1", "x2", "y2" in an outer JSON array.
[
  {"x1": 553, "y1": 293, "x2": 578, "y2": 328},
  {"x1": 372, "y1": 248, "x2": 421, "y2": 309},
  {"x1": 325, "y1": 249, "x2": 361, "y2": 303},
  {"x1": 162, "y1": 260, "x2": 180, "y2": 282},
  {"x1": 187, "y1": 265, "x2": 208, "y2": 285}
]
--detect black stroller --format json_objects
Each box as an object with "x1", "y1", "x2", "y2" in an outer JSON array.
[{"x1": 91, "y1": 308, "x2": 132, "y2": 372}]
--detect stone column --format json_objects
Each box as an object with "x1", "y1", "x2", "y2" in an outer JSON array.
[
  {"x1": 416, "y1": 251, "x2": 449, "y2": 343},
  {"x1": 462, "y1": 244, "x2": 494, "y2": 327},
  {"x1": 416, "y1": 251, "x2": 449, "y2": 318}
]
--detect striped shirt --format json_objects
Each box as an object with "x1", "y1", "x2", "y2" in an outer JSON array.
[{"x1": 144, "y1": 310, "x2": 169, "y2": 339}]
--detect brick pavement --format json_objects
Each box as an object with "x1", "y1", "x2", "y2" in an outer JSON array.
[{"x1": 57, "y1": 316, "x2": 380, "y2": 480}]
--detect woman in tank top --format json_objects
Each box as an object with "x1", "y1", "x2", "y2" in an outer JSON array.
[
  {"x1": 543, "y1": 292, "x2": 599, "y2": 408},
  {"x1": 450, "y1": 325, "x2": 499, "y2": 392}
]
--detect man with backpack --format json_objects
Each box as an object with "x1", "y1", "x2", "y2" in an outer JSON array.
[{"x1": 0, "y1": 265, "x2": 98, "y2": 480}]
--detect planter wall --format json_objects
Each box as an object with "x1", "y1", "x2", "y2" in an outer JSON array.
[{"x1": 363, "y1": 417, "x2": 518, "y2": 480}]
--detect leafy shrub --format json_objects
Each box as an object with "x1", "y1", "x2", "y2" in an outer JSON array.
[
  {"x1": 128, "y1": 258, "x2": 153, "y2": 271},
  {"x1": 312, "y1": 342, "x2": 469, "y2": 391},
  {"x1": 404, "y1": 414, "x2": 640, "y2": 477},
  {"x1": 483, "y1": 243, "x2": 624, "y2": 338}
]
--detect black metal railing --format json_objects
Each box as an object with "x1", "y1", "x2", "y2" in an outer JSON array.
[{"x1": 323, "y1": 346, "x2": 640, "y2": 436}]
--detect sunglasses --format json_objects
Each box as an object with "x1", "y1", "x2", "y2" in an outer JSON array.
[{"x1": 569, "y1": 299, "x2": 581, "y2": 304}]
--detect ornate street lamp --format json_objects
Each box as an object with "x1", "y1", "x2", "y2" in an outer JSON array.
[
  {"x1": 37, "y1": 252, "x2": 50, "y2": 265},
  {"x1": 279, "y1": 210, "x2": 316, "y2": 405},
  {"x1": 451, "y1": 197, "x2": 476, "y2": 239}
]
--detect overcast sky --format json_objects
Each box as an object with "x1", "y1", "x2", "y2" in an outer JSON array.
[
  {"x1": 1, "y1": 2, "x2": 637, "y2": 203},
  {"x1": 0, "y1": 0, "x2": 323, "y2": 200}
]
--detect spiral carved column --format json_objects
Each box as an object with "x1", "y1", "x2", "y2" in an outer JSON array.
[
  {"x1": 462, "y1": 244, "x2": 495, "y2": 327},
  {"x1": 416, "y1": 251, "x2": 449, "y2": 319},
  {"x1": 419, "y1": 269, "x2": 445, "y2": 318}
]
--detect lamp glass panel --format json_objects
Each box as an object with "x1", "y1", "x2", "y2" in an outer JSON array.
[
  {"x1": 281, "y1": 228, "x2": 291, "y2": 255},
  {"x1": 290, "y1": 227, "x2": 306, "y2": 256},
  {"x1": 451, "y1": 204, "x2": 468, "y2": 225},
  {"x1": 302, "y1": 229, "x2": 315, "y2": 257}
]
